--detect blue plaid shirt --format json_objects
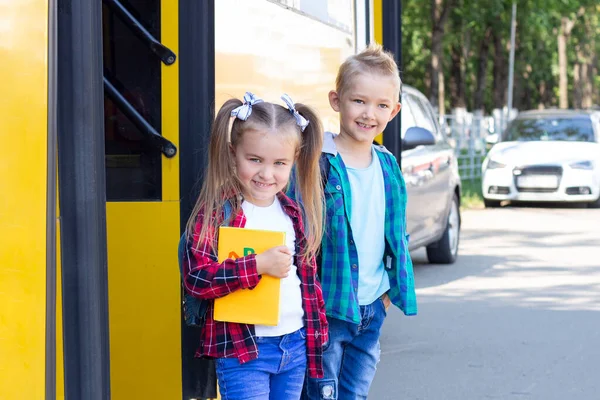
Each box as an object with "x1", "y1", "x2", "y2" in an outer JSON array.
[{"x1": 295, "y1": 132, "x2": 417, "y2": 324}]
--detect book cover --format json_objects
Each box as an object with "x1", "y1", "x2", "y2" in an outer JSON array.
[{"x1": 214, "y1": 226, "x2": 285, "y2": 326}]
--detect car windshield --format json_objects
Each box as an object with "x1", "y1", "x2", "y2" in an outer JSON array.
[{"x1": 503, "y1": 116, "x2": 595, "y2": 142}]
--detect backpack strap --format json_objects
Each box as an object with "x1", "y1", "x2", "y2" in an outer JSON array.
[
  {"x1": 222, "y1": 199, "x2": 233, "y2": 227},
  {"x1": 316, "y1": 153, "x2": 331, "y2": 280},
  {"x1": 319, "y1": 153, "x2": 331, "y2": 188}
]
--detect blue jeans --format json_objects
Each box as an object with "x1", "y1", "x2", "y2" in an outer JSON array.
[
  {"x1": 216, "y1": 328, "x2": 307, "y2": 400},
  {"x1": 303, "y1": 298, "x2": 387, "y2": 400}
]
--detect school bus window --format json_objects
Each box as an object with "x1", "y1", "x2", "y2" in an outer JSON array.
[
  {"x1": 271, "y1": 0, "x2": 353, "y2": 32},
  {"x1": 102, "y1": 0, "x2": 162, "y2": 201}
]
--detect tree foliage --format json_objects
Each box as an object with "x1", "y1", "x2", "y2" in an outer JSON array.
[{"x1": 400, "y1": 0, "x2": 599, "y2": 113}]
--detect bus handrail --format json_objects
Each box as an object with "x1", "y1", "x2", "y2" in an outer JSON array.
[
  {"x1": 104, "y1": 76, "x2": 177, "y2": 158},
  {"x1": 102, "y1": 0, "x2": 176, "y2": 66}
]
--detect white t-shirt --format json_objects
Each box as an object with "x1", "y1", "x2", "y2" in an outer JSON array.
[
  {"x1": 347, "y1": 147, "x2": 390, "y2": 305},
  {"x1": 241, "y1": 198, "x2": 304, "y2": 337}
]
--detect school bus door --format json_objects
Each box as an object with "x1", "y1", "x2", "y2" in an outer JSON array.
[{"x1": 101, "y1": 0, "x2": 181, "y2": 398}]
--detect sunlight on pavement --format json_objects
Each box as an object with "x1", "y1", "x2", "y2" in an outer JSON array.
[{"x1": 414, "y1": 207, "x2": 600, "y2": 312}]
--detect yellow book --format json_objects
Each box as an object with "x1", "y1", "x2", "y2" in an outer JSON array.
[{"x1": 214, "y1": 226, "x2": 285, "y2": 326}]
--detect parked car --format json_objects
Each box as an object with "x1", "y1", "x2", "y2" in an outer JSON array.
[
  {"x1": 482, "y1": 109, "x2": 600, "y2": 208},
  {"x1": 400, "y1": 85, "x2": 462, "y2": 264}
]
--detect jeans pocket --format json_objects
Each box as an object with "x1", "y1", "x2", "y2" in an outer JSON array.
[
  {"x1": 216, "y1": 356, "x2": 238, "y2": 371},
  {"x1": 299, "y1": 327, "x2": 307, "y2": 339}
]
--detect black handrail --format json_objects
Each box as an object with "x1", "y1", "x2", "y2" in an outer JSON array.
[
  {"x1": 102, "y1": 0, "x2": 176, "y2": 65},
  {"x1": 104, "y1": 77, "x2": 177, "y2": 158}
]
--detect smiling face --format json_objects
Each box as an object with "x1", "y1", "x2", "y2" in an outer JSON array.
[
  {"x1": 329, "y1": 72, "x2": 401, "y2": 146},
  {"x1": 232, "y1": 128, "x2": 298, "y2": 206}
]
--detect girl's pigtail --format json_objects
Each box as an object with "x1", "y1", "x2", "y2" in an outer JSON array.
[
  {"x1": 292, "y1": 104, "x2": 324, "y2": 259},
  {"x1": 186, "y1": 98, "x2": 244, "y2": 247}
]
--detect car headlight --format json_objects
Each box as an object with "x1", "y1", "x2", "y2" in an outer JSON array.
[
  {"x1": 487, "y1": 159, "x2": 506, "y2": 169},
  {"x1": 570, "y1": 160, "x2": 594, "y2": 170}
]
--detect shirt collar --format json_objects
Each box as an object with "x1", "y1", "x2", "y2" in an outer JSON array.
[
  {"x1": 322, "y1": 131, "x2": 337, "y2": 156},
  {"x1": 322, "y1": 131, "x2": 391, "y2": 158},
  {"x1": 276, "y1": 192, "x2": 301, "y2": 217}
]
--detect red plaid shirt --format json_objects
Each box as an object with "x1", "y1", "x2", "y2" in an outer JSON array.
[{"x1": 183, "y1": 192, "x2": 328, "y2": 378}]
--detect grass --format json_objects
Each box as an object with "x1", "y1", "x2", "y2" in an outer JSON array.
[{"x1": 460, "y1": 178, "x2": 484, "y2": 209}]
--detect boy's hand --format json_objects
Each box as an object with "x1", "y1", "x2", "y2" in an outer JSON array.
[
  {"x1": 255, "y1": 246, "x2": 293, "y2": 278},
  {"x1": 381, "y1": 293, "x2": 391, "y2": 311}
]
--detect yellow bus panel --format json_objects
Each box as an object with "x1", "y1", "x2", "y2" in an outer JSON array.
[
  {"x1": 106, "y1": 202, "x2": 182, "y2": 400},
  {"x1": 214, "y1": 0, "x2": 354, "y2": 133},
  {"x1": 0, "y1": 1, "x2": 49, "y2": 399}
]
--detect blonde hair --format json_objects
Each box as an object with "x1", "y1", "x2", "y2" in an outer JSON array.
[
  {"x1": 335, "y1": 43, "x2": 402, "y2": 100},
  {"x1": 186, "y1": 97, "x2": 324, "y2": 259}
]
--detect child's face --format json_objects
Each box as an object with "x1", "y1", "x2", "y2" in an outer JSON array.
[
  {"x1": 232, "y1": 128, "x2": 297, "y2": 207},
  {"x1": 329, "y1": 72, "x2": 401, "y2": 146}
]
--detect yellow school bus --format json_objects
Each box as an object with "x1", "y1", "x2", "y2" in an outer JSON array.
[{"x1": 0, "y1": 1, "x2": 400, "y2": 399}]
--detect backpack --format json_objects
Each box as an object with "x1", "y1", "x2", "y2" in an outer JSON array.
[{"x1": 178, "y1": 201, "x2": 232, "y2": 328}]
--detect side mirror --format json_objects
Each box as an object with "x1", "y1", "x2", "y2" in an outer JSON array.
[
  {"x1": 402, "y1": 127, "x2": 436, "y2": 151},
  {"x1": 485, "y1": 133, "x2": 499, "y2": 151}
]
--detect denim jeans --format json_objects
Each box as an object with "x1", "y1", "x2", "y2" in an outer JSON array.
[
  {"x1": 216, "y1": 328, "x2": 307, "y2": 400},
  {"x1": 303, "y1": 298, "x2": 387, "y2": 400}
]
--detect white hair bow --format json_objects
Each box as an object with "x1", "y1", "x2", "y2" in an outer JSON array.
[
  {"x1": 281, "y1": 93, "x2": 309, "y2": 132},
  {"x1": 231, "y1": 92, "x2": 263, "y2": 121}
]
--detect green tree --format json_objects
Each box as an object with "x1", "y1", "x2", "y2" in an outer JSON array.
[{"x1": 401, "y1": 0, "x2": 599, "y2": 112}]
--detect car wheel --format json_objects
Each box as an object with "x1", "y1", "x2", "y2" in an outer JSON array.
[
  {"x1": 484, "y1": 199, "x2": 501, "y2": 208},
  {"x1": 426, "y1": 194, "x2": 460, "y2": 264}
]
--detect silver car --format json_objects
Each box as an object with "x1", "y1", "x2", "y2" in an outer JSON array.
[{"x1": 400, "y1": 85, "x2": 462, "y2": 264}]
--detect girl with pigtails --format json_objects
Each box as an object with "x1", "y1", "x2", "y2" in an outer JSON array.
[{"x1": 182, "y1": 92, "x2": 328, "y2": 400}]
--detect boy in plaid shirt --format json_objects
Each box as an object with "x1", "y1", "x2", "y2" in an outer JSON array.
[{"x1": 303, "y1": 44, "x2": 417, "y2": 400}]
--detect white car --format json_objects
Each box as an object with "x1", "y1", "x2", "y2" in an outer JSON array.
[{"x1": 482, "y1": 109, "x2": 600, "y2": 208}]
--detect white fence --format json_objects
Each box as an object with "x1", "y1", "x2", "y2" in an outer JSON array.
[{"x1": 439, "y1": 109, "x2": 516, "y2": 182}]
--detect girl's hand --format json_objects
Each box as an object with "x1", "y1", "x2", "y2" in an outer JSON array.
[{"x1": 255, "y1": 246, "x2": 293, "y2": 278}]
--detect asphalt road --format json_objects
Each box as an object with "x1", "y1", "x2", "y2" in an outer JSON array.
[{"x1": 370, "y1": 205, "x2": 600, "y2": 400}]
